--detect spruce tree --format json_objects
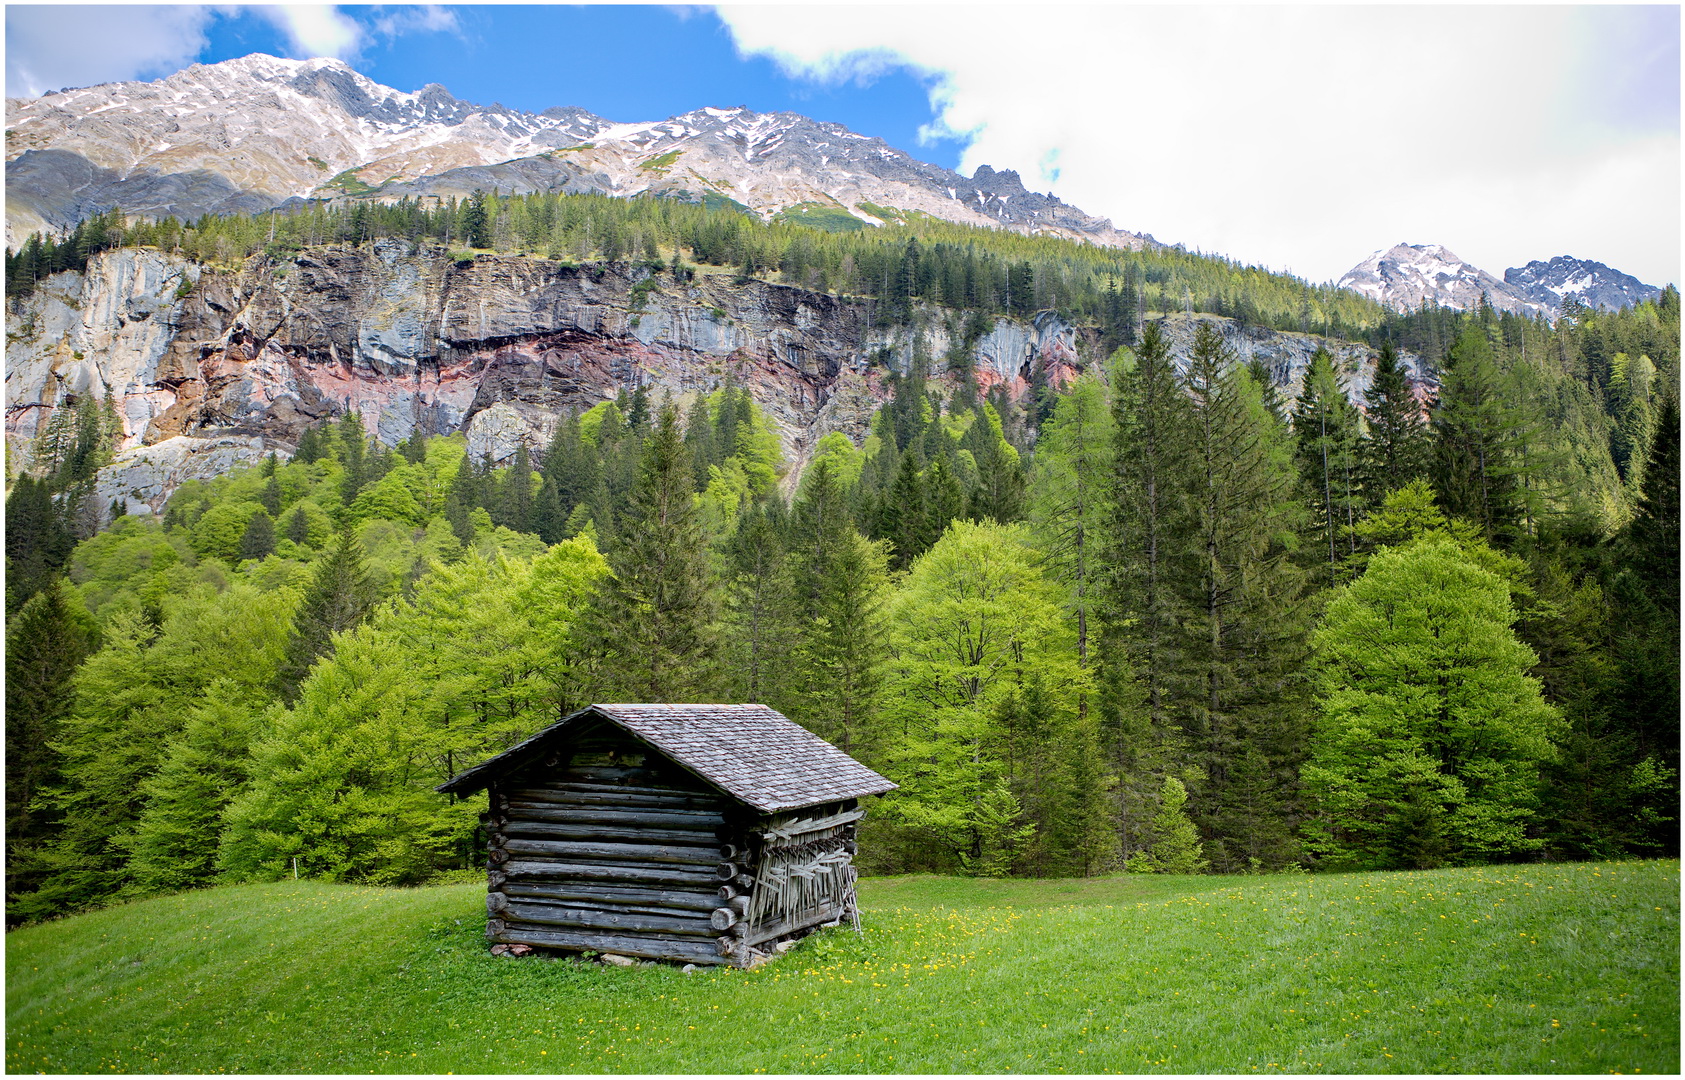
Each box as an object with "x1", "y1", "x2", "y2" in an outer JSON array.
[
  {"x1": 1291, "y1": 347, "x2": 1364, "y2": 585},
  {"x1": 1432, "y1": 328, "x2": 1527, "y2": 543},
  {"x1": 5, "y1": 581, "x2": 91, "y2": 897},
  {"x1": 275, "y1": 526, "x2": 379, "y2": 702},
  {"x1": 238, "y1": 509, "x2": 276, "y2": 561},
  {"x1": 1099, "y1": 322, "x2": 1192, "y2": 858},
  {"x1": 587, "y1": 403, "x2": 719, "y2": 701},
  {"x1": 1173, "y1": 323, "x2": 1310, "y2": 869},
  {"x1": 1358, "y1": 341, "x2": 1429, "y2": 508}
]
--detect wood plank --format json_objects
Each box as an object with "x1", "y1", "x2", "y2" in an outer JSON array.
[
  {"x1": 508, "y1": 782, "x2": 720, "y2": 801},
  {"x1": 503, "y1": 901, "x2": 716, "y2": 937},
  {"x1": 502, "y1": 806, "x2": 723, "y2": 830},
  {"x1": 502, "y1": 821, "x2": 721, "y2": 846},
  {"x1": 503, "y1": 882, "x2": 719, "y2": 912},
  {"x1": 502, "y1": 860, "x2": 719, "y2": 887},
  {"x1": 733, "y1": 901, "x2": 847, "y2": 948},
  {"x1": 760, "y1": 808, "x2": 867, "y2": 841},
  {"x1": 490, "y1": 925, "x2": 727, "y2": 965},
  {"x1": 506, "y1": 791, "x2": 721, "y2": 811},
  {"x1": 503, "y1": 838, "x2": 720, "y2": 865}
]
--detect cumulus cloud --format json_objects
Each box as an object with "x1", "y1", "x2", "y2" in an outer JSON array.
[
  {"x1": 256, "y1": 4, "x2": 363, "y2": 60},
  {"x1": 6, "y1": 5, "x2": 214, "y2": 98},
  {"x1": 718, "y1": 5, "x2": 1679, "y2": 286}
]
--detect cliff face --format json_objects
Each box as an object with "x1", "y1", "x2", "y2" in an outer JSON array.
[{"x1": 6, "y1": 244, "x2": 1424, "y2": 512}]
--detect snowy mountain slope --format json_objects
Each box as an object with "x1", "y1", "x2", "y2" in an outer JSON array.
[
  {"x1": 5, "y1": 55, "x2": 1151, "y2": 251},
  {"x1": 1504, "y1": 255, "x2": 1661, "y2": 313},
  {"x1": 1336, "y1": 243, "x2": 1546, "y2": 316}
]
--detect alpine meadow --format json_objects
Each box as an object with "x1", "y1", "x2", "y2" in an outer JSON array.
[{"x1": 4, "y1": 25, "x2": 1680, "y2": 1076}]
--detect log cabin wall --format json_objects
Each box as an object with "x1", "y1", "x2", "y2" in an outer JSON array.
[{"x1": 483, "y1": 721, "x2": 733, "y2": 966}]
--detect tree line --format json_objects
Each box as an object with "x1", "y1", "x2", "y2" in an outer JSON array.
[{"x1": 5, "y1": 283, "x2": 1678, "y2": 924}]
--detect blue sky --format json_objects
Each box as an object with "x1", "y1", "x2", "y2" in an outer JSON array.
[
  {"x1": 183, "y1": 5, "x2": 969, "y2": 171},
  {"x1": 5, "y1": 5, "x2": 1679, "y2": 285}
]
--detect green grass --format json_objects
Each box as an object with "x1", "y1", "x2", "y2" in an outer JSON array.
[
  {"x1": 7, "y1": 861, "x2": 1677, "y2": 1074},
  {"x1": 640, "y1": 150, "x2": 682, "y2": 174},
  {"x1": 773, "y1": 202, "x2": 871, "y2": 233},
  {"x1": 320, "y1": 168, "x2": 375, "y2": 195}
]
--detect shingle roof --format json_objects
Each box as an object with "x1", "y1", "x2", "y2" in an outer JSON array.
[{"x1": 436, "y1": 704, "x2": 896, "y2": 813}]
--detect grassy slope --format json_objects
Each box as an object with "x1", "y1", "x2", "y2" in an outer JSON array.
[{"x1": 6, "y1": 861, "x2": 1677, "y2": 1074}]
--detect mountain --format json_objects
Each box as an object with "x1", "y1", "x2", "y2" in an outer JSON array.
[
  {"x1": 4, "y1": 54, "x2": 1151, "y2": 251},
  {"x1": 1338, "y1": 242, "x2": 1665, "y2": 318},
  {"x1": 1336, "y1": 243, "x2": 1546, "y2": 317},
  {"x1": 1503, "y1": 255, "x2": 1661, "y2": 313}
]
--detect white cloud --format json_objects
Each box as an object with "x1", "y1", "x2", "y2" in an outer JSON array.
[
  {"x1": 256, "y1": 4, "x2": 364, "y2": 60},
  {"x1": 719, "y1": 5, "x2": 1680, "y2": 287},
  {"x1": 369, "y1": 5, "x2": 461, "y2": 43},
  {"x1": 5, "y1": 5, "x2": 213, "y2": 98}
]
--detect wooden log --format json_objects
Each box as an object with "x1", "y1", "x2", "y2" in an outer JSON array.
[
  {"x1": 507, "y1": 791, "x2": 721, "y2": 811},
  {"x1": 719, "y1": 842, "x2": 751, "y2": 860},
  {"x1": 715, "y1": 861, "x2": 742, "y2": 881},
  {"x1": 760, "y1": 808, "x2": 867, "y2": 841},
  {"x1": 717, "y1": 884, "x2": 744, "y2": 902},
  {"x1": 502, "y1": 838, "x2": 721, "y2": 865},
  {"x1": 503, "y1": 882, "x2": 718, "y2": 912},
  {"x1": 488, "y1": 831, "x2": 508, "y2": 847},
  {"x1": 501, "y1": 860, "x2": 718, "y2": 887},
  {"x1": 489, "y1": 924, "x2": 727, "y2": 965},
  {"x1": 735, "y1": 901, "x2": 847, "y2": 948},
  {"x1": 733, "y1": 873, "x2": 757, "y2": 891},
  {"x1": 726, "y1": 895, "x2": 751, "y2": 916},
  {"x1": 487, "y1": 918, "x2": 507, "y2": 936},
  {"x1": 504, "y1": 895, "x2": 718, "y2": 921},
  {"x1": 488, "y1": 848, "x2": 510, "y2": 865},
  {"x1": 504, "y1": 901, "x2": 715, "y2": 937},
  {"x1": 510, "y1": 807, "x2": 723, "y2": 830},
  {"x1": 502, "y1": 821, "x2": 724, "y2": 846},
  {"x1": 487, "y1": 891, "x2": 509, "y2": 916},
  {"x1": 507, "y1": 782, "x2": 722, "y2": 804},
  {"x1": 710, "y1": 908, "x2": 737, "y2": 930},
  {"x1": 487, "y1": 870, "x2": 508, "y2": 888}
]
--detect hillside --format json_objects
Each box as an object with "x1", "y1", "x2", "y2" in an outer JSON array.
[{"x1": 6, "y1": 863, "x2": 1677, "y2": 1073}]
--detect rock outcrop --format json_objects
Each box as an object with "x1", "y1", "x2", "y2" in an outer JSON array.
[{"x1": 7, "y1": 243, "x2": 1426, "y2": 510}]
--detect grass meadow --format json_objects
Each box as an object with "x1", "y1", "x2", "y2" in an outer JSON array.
[{"x1": 5, "y1": 860, "x2": 1677, "y2": 1074}]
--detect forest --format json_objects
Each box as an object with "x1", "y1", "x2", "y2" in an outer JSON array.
[{"x1": 4, "y1": 192, "x2": 1680, "y2": 925}]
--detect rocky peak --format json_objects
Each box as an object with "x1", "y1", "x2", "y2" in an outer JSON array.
[
  {"x1": 6, "y1": 54, "x2": 1154, "y2": 253},
  {"x1": 1503, "y1": 256, "x2": 1661, "y2": 313},
  {"x1": 1338, "y1": 242, "x2": 1545, "y2": 317}
]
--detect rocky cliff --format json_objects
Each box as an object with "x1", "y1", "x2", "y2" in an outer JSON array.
[{"x1": 7, "y1": 244, "x2": 1425, "y2": 511}]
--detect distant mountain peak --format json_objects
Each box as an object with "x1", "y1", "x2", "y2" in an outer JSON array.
[
  {"x1": 1504, "y1": 255, "x2": 1661, "y2": 312},
  {"x1": 1337, "y1": 242, "x2": 1543, "y2": 316},
  {"x1": 5, "y1": 53, "x2": 1153, "y2": 252}
]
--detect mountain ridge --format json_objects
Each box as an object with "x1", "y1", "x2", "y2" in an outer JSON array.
[
  {"x1": 5, "y1": 54, "x2": 1153, "y2": 252},
  {"x1": 1337, "y1": 242, "x2": 1662, "y2": 318}
]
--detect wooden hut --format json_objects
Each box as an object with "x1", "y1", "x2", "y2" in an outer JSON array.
[{"x1": 436, "y1": 703, "x2": 896, "y2": 968}]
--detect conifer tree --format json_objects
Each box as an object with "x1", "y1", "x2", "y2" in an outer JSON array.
[
  {"x1": 238, "y1": 509, "x2": 276, "y2": 561},
  {"x1": 1358, "y1": 341, "x2": 1429, "y2": 508},
  {"x1": 720, "y1": 501, "x2": 795, "y2": 706},
  {"x1": 882, "y1": 452, "x2": 928, "y2": 571},
  {"x1": 275, "y1": 526, "x2": 379, "y2": 702},
  {"x1": 1099, "y1": 322, "x2": 1191, "y2": 857},
  {"x1": 1173, "y1": 323, "x2": 1310, "y2": 869},
  {"x1": 5, "y1": 581, "x2": 91, "y2": 899},
  {"x1": 4, "y1": 476, "x2": 74, "y2": 614},
  {"x1": 587, "y1": 403, "x2": 718, "y2": 701},
  {"x1": 1432, "y1": 328, "x2": 1529, "y2": 543},
  {"x1": 1292, "y1": 347, "x2": 1364, "y2": 584}
]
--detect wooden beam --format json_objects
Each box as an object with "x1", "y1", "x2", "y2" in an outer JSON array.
[
  {"x1": 502, "y1": 838, "x2": 721, "y2": 865},
  {"x1": 503, "y1": 882, "x2": 718, "y2": 912},
  {"x1": 490, "y1": 925, "x2": 728, "y2": 965},
  {"x1": 504, "y1": 902, "x2": 716, "y2": 938},
  {"x1": 501, "y1": 860, "x2": 719, "y2": 887},
  {"x1": 502, "y1": 821, "x2": 723, "y2": 846}
]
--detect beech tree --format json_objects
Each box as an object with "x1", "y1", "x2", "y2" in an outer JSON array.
[{"x1": 1303, "y1": 538, "x2": 1563, "y2": 868}]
